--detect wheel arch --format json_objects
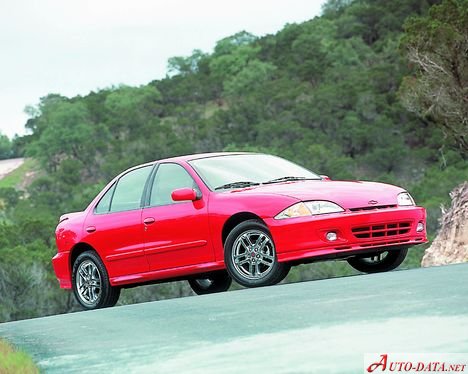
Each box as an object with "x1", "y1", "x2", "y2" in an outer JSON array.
[
  {"x1": 221, "y1": 212, "x2": 265, "y2": 245},
  {"x1": 70, "y1": 242, "x2": 100, "y2": 271}
]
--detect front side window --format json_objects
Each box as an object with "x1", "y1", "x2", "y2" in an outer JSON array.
[
  {"x1": 109, "y1": 166, "x2": 153, "y2": 213},
  {"x1": 149, "y1": 163, "x2": 198, "y2": 206}
]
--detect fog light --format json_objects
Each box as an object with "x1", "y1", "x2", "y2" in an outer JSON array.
[
  {"x1": 416, "y1": 222, "x2": 424, "y2": 232},
  {"x1": 326, "y1": 231, "x2": 338, "y2": 241}
]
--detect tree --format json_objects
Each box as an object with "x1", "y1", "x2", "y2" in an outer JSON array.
[
  {"x1": 209, "y1": 44, "x2": 261, "y2": 81},
  {"x1": 0, "y1": 134, "x2": 12, "y2": 159},
  {"x1": 213, "y1": 31, "x2": 257, "y2": 56},
  {"x1": 26, "y1": 99, "x2": 103, "y2": 174},
  {"x1": 104, "y1": 84, "x2": 162, "y2": 131},
  {"x1": 399, "y1": 0, "x2": 468, "y2": 153},
  {"x1": 322, "y1": 0, "x2": 353, "y2": 18},
  {"x1": 167, "y1": 49, "x2": 207, "y2": 77},
  {"x1": 224, "y1": 60, "x2": 277, "y2": 97},
  {"x1": 399, "y1": 0, "x2": 468, "y2": 268}
]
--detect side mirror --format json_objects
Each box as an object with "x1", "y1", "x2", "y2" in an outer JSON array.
[
  {"x1": 171, "y1": 188, "x2": 199, "y2": 202},
  {"x1": 320, "y1": 175, "x2": 331, "y2": 181}
]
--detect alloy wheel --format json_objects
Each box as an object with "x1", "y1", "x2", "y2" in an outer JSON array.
[
  {"x1": 231, "y1": 229, "x2": 276, "y2": 280},
  {"x1": 76, "y1": 260, "x2": 102, "y2": 306}
]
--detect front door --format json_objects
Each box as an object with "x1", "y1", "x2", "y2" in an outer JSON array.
[{"x1": 143, "y1": 163, "x2": 213, "y2": 271}]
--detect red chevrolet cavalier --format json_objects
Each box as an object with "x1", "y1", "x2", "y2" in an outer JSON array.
[{"x1": 53, "y1": 153, "x2": 427, "y2": 309}]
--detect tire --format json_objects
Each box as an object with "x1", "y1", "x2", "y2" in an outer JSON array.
[
  {"x1": 72, "y1": 251, "x2": 120, "y2": 310},
  {"x1": 188, "y1": 270, "x2": 232, "y2": 295},
  {"x1": 224, "y1": 219, "x2": 290, "y2": 287},
  {"x1": 347, "y1": 247, "x2": 408, "y2": 273}
]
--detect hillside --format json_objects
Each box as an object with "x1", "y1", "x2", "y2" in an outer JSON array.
[{"x1": 0, "y1": 0, "x2": 466, "y2": 322}]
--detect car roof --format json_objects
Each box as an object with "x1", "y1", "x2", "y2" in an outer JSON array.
[
  {"x1": 155, "y1": 151, "x2": 256, "y2": 163},
  {"x1": 120, "y1": 152, "x2": 261, "y2": 176}
]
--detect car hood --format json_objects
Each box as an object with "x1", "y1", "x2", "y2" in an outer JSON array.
[{"x1": 227, "y1": 180, "x2": 406, "y2": 209}]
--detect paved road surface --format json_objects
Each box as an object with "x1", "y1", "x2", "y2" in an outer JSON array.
[
  {"x1": 1, "y1": 264, "x2": 467, "y2": 373},
  {"x1": 0, "y1": 157, "x2": 24, "y2": 179}
]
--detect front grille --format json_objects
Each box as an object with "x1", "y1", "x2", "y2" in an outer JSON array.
[
  {"x1": 349, "y1": 204, "x2": 397, "y2": 212},
  {"x1": 352, "y1": 222, "x2": 411, "y2": 239}
]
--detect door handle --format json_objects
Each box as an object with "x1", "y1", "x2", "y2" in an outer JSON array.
[
  {"x1": 86, "y1": 226, "x2": 96, "y2": 233},
  {"x1": 143, "y1": 217, "x2": 155, "y2": 225}
]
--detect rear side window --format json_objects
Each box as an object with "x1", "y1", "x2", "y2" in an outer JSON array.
[
  {"x1": 109, "y1": 166, "x2": 152, "y2": 213},
  {"x1": 95, "y1": 183, "x2": 116, "y2": 214}
]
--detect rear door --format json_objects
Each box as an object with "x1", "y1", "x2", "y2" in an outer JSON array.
[
  {"x1": 142, "y1": 162, "x2": 213, "y2": 271},
  {"x1": 84, "y1": 165, "x2": 153, "y2": 278}
]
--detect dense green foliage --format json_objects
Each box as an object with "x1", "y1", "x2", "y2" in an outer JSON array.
[
  {"x1": 0, "y1": 0, "x2": 466, "y2": 322},
  {"x1": 0, "y1": 134, "x2": 13, "y2": 160},
  {"x1": 400, "y1": 0, "x2": 468, "y2": 152}
]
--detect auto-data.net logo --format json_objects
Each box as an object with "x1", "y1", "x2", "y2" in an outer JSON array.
[{"x1": 364, "y1": 353, "x2": 468, "y2": 373}]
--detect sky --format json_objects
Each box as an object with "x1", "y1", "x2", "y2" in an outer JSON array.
[{"x1": 0, "y1": 0, "x2": 326, "y2": 138}]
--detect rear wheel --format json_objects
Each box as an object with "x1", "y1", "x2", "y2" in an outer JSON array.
[
  {"x1": 347, "y1": 248, "x2": 408, "y2": 273},
  {"x1": 72, "y1": 251, "x2": 120, "y2": 310},
  {"x1": 224, "y1": 220, "x2": 290, "y2": 288},
  {"x1": 188, "y1": 270, "x2": 232, "y2": 295}
]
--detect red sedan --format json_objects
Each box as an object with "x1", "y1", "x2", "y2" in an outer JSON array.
[{"x1": 52, "y1": 153, "x2": 427, "y2": 309}]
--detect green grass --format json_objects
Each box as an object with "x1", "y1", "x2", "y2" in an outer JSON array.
[
  {"x1": 0, "y1": 159, "x2": 37, "y2": 189},
  {"x1": 0, "y1": 339, "x2": 39, "y2": 373}
]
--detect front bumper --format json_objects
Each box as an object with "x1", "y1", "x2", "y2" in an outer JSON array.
[
  {"x1": 52, "y1": 251, "x2": 72, "y2": 289},
  {"x1": 266, "y1": 206, "x2": 427, "y2": 263}
]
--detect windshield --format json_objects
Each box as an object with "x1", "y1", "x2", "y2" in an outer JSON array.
[{"x1": 189, "y1": 154, "x2": 320, "y2": 190}]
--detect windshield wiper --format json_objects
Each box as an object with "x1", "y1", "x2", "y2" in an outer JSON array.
[
  {"x1": 263, "y1": 176, "x2": 318, "y2": 184},
  {"x1": 215, "y1": 181, "x2": 261, "y2": 190}
]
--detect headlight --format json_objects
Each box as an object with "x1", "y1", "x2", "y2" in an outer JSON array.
[
  {"x1": 397, "y1": 192, "x2": 415, "y2": 206},
  {"x1": 275, "y1": 201, "x2": 344, "y2": 219}
]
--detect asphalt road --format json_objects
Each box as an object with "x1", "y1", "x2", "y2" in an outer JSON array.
[
  {"x1": 0, "y1": 157, "x2": 24, "y2": 179},
  {"x1": 1, "y1": 264, "x2": 467, "y2": 373}
]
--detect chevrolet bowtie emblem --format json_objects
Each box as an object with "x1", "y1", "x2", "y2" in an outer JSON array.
[{"x1": 368, "y1": 200, "x2": 378, "y2": 205}]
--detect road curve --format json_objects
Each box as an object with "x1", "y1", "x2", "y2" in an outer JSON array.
[
  {"x1": 0, "y1": 157, "x2": 24, "y2": 180},
  {"x1": 1, "y1": 264, "x2": 467, "y2": 373}
]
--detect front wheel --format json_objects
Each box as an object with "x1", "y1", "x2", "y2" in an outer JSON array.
[
  {"x1": 347, "y1": 248, "x2": 408, "y2": 273},
  {"x1": 72, "y1": 251, "x2": 120, "y2": 310},
  {"x1": 224, "y1": 220, "x2": 290, "y2": 288},
  {"x1": 188, "y1": 270, "x2": 232, "y2": 295}
]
